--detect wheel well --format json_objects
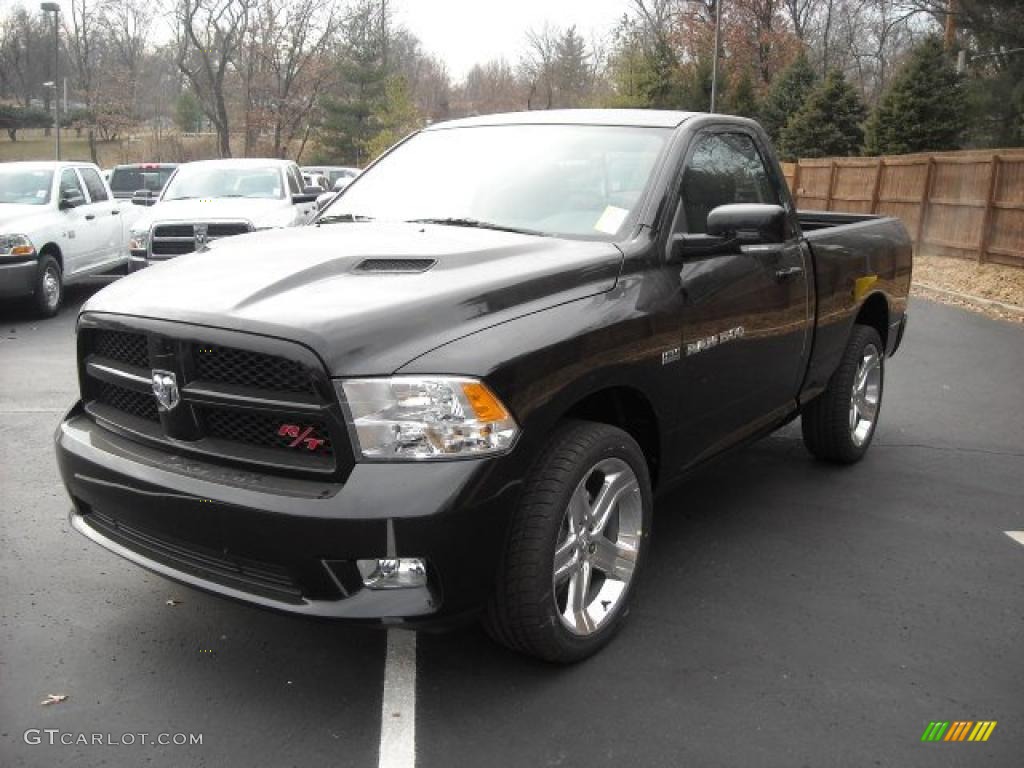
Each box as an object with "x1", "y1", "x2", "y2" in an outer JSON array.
[
  {"x1": 39, "y1": 243, "x2": 63, "y2": 271},
  {"x1": 855, "y1": 293, "x2": 888, "y2": 349},
  {"x1": 563, "y1": 387, "x2": 661, "y2": 488}
]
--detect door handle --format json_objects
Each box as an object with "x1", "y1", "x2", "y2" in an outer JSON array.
[
  {"x1": 85, "y1": 214, "x2": 95, "y2": 220},
  {"x1": 775, "y1": 265, "x2": 804, "y2": 280},
  {"x1": 111, "y1": 209, "x2": 120, "y2": 215}
]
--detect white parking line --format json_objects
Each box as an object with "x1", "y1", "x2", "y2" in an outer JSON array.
[
  {"x1": 1005, "y1": 531, "x2": 1024, "y2": 548},
  {"x1": 378, "y1": 629, "x2": 417, "y2": 768}
]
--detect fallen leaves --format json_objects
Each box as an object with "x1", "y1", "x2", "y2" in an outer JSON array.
[{"x1": 41, "y1": 694, "x2": 68, "y2": 706}]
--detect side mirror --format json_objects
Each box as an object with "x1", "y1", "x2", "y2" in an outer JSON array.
[
  {"x1": 670, "y1": 204, "x2": 786, "y2": 260},
  {"x1": 58, "y1": 192, "x2": 85, "y2": 210},
  {"x1": 316, "y1": 191, "x2": 335, "y2": 210},
  {"x1": 707, "y1": 203, "x2": 786, "y2": 244},
  {"x1": 132, "y1": 189, "x2": 157, "y2": 206}
]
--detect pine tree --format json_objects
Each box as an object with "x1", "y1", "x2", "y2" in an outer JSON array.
[
  {"x1": 317, "y1": 0, "x2": 390, "y2": 166},
  {"x1": 864, "y1": 38, "x2": 966, "y2": 156},
  {"x1": 554, "y1": 26, "x2": 591, "y2": 107},
  {"x1": 725, "y1": 71, "x2": 758, "y2": 118},
  {"x1": 362, "y1": 76, "x2": 421, "y2": 161},
  {"x1": 759, "y1": 51, "x2": 817, "y2": 142},
  {"x1": 778, "y1": 69, "x2": 866, "y2": 160}
]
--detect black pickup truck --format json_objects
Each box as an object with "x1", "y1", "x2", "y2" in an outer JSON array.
[{"x1": 56, "y1": 110, "x2": 912, "y2": 662}]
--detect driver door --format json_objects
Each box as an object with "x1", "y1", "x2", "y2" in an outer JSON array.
[{"x1": 673, "y1": 129, "x2": 811, "y2": 464}]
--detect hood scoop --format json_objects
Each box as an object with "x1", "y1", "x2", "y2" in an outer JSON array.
[{"x1": 355, "y1": 258, "x2": 436, "y2": 273}]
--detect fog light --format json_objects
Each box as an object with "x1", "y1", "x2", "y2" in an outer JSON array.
[{"x1": 357, "y1": 558, "x2": 427, "y2": 590}]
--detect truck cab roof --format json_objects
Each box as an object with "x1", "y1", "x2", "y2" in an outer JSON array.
[{"x1": 427, "y1": 109, "x2": 699, "y2": 130}]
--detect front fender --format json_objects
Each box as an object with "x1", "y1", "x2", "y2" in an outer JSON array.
[{"x1": 396, "y1": 288, "x2": 677, "y2": 467}]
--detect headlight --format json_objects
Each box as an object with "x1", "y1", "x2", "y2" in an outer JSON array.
[
  {"x1": 338, "y1": 377, "x2": 519, "y2": 460},
  {"x1": 127, "y1": 229, "x2": 149, "y2": 252},
  {"x1": 0, "y1": 234, "x2": 35, "y2": 257}
]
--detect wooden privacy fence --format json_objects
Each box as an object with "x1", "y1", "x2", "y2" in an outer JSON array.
[{"x1": 782, "y1": 149, "x2": 1024, "y2": 267}]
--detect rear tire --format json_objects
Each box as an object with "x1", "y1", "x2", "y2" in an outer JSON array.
[
  {"x1": 33, "y1": 254, "x2": 63, "y2": 318},
  {"x1": 484, "y1": 420, "x2": 652, "y2": 663},
  {"x1": 801, "y1": 324, "x2": 884, "y2": 463}
]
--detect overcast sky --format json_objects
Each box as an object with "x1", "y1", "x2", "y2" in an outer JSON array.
[
  {"x1": 2, "y1": 0, "x2": 630, "y2": 82},
  {"x1": 0, "y1": 0, "x2": 626, "y2": 82},
  {"x1": 395, "y1": 0, "x2": 629, "y2": 79}
]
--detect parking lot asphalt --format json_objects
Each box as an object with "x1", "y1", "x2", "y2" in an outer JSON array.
[{"x1": 1, "y1": 284, "x2": 1022, "y2": 768}]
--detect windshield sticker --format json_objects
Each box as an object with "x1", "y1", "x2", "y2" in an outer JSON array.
[{"x1": 594, "y1": 205, "x2": 629, "y2": 235}]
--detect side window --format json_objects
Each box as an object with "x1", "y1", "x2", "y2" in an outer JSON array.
[
  {"x1": 59, "y1": 169, "x2": 86, "y2": 201},
  {"x1": 286, "y1": 167, "x2": 301, "y2": 194},
  {"x1": 680, "y1": 133, "x2": 778, "y2": 233},
  {"x1": 79, "y1": 168, "x2": 109, "y2": 202}
]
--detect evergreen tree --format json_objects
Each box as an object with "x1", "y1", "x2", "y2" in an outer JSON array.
[
  {"x1": 318, "y1": 0, "x2": 390, "y2": 166},
  {"x1": 725, "y1": 71, "x2": 758, "y2": 118},
  {"x1": 362, "y1": 75, "x2": 421, "y2": 161},
  {"x1": 778, "y1": 69, "x2": 866, "y2": 160},
  {"x1": 864, "y1": 38, "x2": 966, "y2": 155},
  {"x1": 759, "y1": 51, "x2": 817, "y2": 142},
  {"x1": 554, "y1": 26, "x2": 591, "y2": 106},
  {"x1": 174, "y1": 91, "x2": 202, "y2": 134}
]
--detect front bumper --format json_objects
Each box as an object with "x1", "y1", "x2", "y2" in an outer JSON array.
[
  {"x1": 56, "y1": 404, "x2": 522, "y2": 624},
  {"x1": 0, "y1": 258, "x2": 38, "y2": 299}
]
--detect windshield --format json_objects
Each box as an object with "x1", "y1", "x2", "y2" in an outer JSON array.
[
  {"x1": 320, "y1": 124, "x2": 669, "y2": 239},
  {"x1": 163, "y1": 165, "x2": 284, "y2": 201},
  {"x1": 110, "y1": 167, "x2": 175, "y2": 195},
  {"x1": 0, "y1": 168, "x2": 53, "y2": 205}
]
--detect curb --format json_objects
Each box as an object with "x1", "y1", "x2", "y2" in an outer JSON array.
[{"x1": 912, "y1": 281, "x2": 1024, "y2": 316}]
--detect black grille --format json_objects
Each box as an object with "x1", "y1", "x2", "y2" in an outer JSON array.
[
  {"x1": 96, "y1": 382, "x2": 159, "y2": 422},
  {"x1": 93, "y1": 330, "x2": 149, "y2": 369},
  {"x1": 150, "y1": 221, "x2": 251, "y2": 257},
  {"x1": 151, "y1": 239, "x2": 195, "y2": 256},
  {"x1": 85, "y1": 509, "x2": 302, "y2": 602},
  {"x1": 208, "y1": 222, "x2": 251, "y2": 237},
  {"x1": 153, "y1": 223, "x2": 193, "y2": 238},
  {"x1": 201, "y1": 408, "x2": 333, "y2": 458},
  {"x1": 193, "y1": 345, "x2": 316, "y2": 395}
]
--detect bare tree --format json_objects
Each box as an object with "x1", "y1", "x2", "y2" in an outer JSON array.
[
  {"x1": 105, "y1": 0, "x2": 155, "y2": 119},
  {"x1": 65, "y1": 0, "x2": 104, "y2": 161},
  {"x1": 522, "y1": 24, "x2": 559, "y2": 109},
  {"x1": 175, "y1": 0, "x2": 257, "y2": 157},
  {"x1": 251, "y1": 0, "x2": 339, "y2": 157}
]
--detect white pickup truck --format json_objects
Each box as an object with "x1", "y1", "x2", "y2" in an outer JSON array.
[
  {"x1": 0, "y1": 161, "x2": 129, "y2": 316},
  {"x1": 127, "y1": 158, "x2": 320, "y2": 271}
]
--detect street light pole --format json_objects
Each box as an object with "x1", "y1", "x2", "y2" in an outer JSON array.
[
  {"x1": 41, "y1": 2, "x2": 61, "y2": 161},
  {"x1": 710, "y1": 0, "x2": 722, "y2": 112}
]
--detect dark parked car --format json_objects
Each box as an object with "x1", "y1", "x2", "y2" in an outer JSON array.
[
  {"x1": 107, "y1": 163, "x2": 177, "y2": 200},
  {"x1": 56, "y1": 110, "x2": 911, "y2": 662}
]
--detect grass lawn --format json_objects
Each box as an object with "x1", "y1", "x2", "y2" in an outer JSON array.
[{"x1": 0, "y1": 132, "x2": 129, "y2": 167}]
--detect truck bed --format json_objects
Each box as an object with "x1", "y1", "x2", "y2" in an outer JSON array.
[
  {"x1": 798, "y1": 210, "x2": 880, "y2": 232},
  {"x1": 796, "y1": 209, "x2": 913, "y2": 403}
]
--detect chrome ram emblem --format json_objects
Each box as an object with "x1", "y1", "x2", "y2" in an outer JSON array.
[
  {"x1": 194, "y1": 223, "x2": 209, "y2": 251},
  {"x1": 151, "y1": 370, "x2": 180, "y2": 411}
]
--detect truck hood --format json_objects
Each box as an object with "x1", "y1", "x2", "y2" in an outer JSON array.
[
  {"x1": 131, "y1": 197, "x2": 288, "y2": 231},
  {"x1": 84, "y1": 222, "x2": 623, "y2": 375},
  {"x1": 0, "y1": 203, "x2": 55, "y2": 233}
]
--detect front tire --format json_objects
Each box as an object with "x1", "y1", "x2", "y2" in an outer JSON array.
[
  {"x1": 33, "y1": 254, "x2": 63, "y2": 318},
  {"x1": 801, "y1": 324, "x2": 884, "y2": 463},
  {"x1": 485, "y1": 421, "x2": 653, "y2": 663}
]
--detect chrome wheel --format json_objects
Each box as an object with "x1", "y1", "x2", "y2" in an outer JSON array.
[
  {"x1": 42, "y1": 265, "x2": 61, "y2": 310},
  {"x1": 553, "y1": 457, "x2": 643, "y2": 636},
  {"x1": 849, "y1": 343, "x2": 881, "y2": 447}
]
